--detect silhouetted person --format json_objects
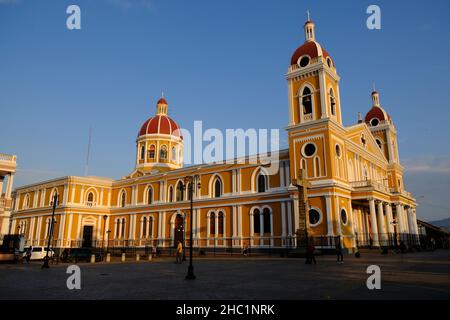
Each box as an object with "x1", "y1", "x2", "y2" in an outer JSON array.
[
  {"x1": 307, "y1": 243, "x2": 316, "y2": 264},
  {"x1": 336, "y1": 241, "x2": 343, "y2": 263}
]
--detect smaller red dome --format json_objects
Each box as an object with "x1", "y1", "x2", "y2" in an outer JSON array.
[
  {"x1": 365, "y1": 106, "x2": 391, "y2": 124},
  {"x1": 290, "y1": 41, "x2": 330, "y2": 66},
  {"x1": 157, "y1": 97, "x2": 168, "y2": 105}
]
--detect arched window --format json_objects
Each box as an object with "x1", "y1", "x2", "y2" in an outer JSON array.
[
  {"x1": 186, "y1": 183, "x2": 192, "y2": 201},
  {"x1": 214, "y1": 178, "x2": 222, "y2": 198},
  {"x1": 376, "y1": 138, "x2": 382, "y2": 149},
  {"x1": 168, "y1": 186, "x2": 174, "y2": 202},
  {"x1": 115, "y1": 218, "x2": 121, "y2": 238},
  {"x1": 210, "y1": 212, "x2": 216, "y2": 235},
  {"x1": 121, "y1": 218, "x2": 126, "y2": 238},
  {"x1": 218, "y1": 212, "x2": 224, "y2": 235},
  {"x1": 172, "y1": 147, "x2": 177, "y2": 162},
  {"x1": 147, "y1": 187, "x2": 153, "y2": 205},
  {"x1": 301, "y1": 87, "x2": 313, "y2": 115},
  {"x1": 142, "y1": 217, "x2": 147, "y2": 237},
  {"x1": 140, "y1": 145, "x2": 145, "y2": 160},
  {"x1": 253, "y1": 209, "x2": 261, "y2": 234},
  {"x1": 87, "y1": 192, "x2": 94, "y2": 206},
  {"x1": 257, "y1": 174, "x2": 266, "y2": 193},
  {"x1": 314, "y1": 156, "x2": 321, "y2": 177},
  {"x1": 23, "y1": 194, "x2": 30, "y2": 209},
  {"x1": 329, "y1": 88, "x2": 336, "y2": 116},
  {"x1": 50, "y1": 189, "x2": 59, "y2": 206},
  {"x1": 363, "y1": 166, "x2": 368, "y2": 181},
  {"x1": 120, "y1": 191, "x2": 126, "y2": 207},
  {"x1": 176, "y1": 181, "x2": 184, "y2": 201},
  {"x1": 160, "y1": 145, "x2": 167, "y2": 160},
  {"x1": 148, "y1": 145, "x2": 155, "y2": 159},
  {"x1": 148, "y1": 217, "x2": 153, "y2": 237},
  {"x1": 263, "y1": 208, "x2": 271, "y2": 233}
]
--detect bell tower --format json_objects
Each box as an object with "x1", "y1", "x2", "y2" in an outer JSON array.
[{"x1": 286, "y1": 14, "x2": 342, "y2": 127}]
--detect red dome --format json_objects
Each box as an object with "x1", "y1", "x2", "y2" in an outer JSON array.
[
  {"x1": 157, "y1": 97, "x2": 168, "y2": 105},
  {"x1": 290, "y1": 41, "x2": 330, "y2": 65},
  {"x1": 364, "y1": 106, "x2": 391, "y2": 124},
  {"x1": 138, "y1": 115, "x2": 182, "y2": 138}
]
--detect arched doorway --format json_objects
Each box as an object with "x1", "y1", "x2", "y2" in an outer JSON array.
[{"x1": 174, "y1": 214, "x2": 184, "y2": 247}]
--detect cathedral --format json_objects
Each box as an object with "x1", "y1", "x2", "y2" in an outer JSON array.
[{"x1": 8, "y1": 17, "x2": 419, "y2": 254}]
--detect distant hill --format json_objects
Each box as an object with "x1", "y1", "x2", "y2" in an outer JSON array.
[{"x1": 429, "y1": 218, "x2": 450, "y2": 232}]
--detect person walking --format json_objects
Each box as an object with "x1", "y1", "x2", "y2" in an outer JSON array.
[
  {"x1": 175, "y1": 241, "x2": 183, "y2": 264},
  {"x1": 335, "y1": 240, "x2": 343, "y2": 264},
  {"x1": 307, "y1": 243, "x2": 316, "y2": 264},
  {"x1": 25, "y1": 246, "x2": 32, "y2": 264}
]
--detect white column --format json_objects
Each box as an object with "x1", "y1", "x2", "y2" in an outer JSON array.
[
  {"x1": 407, "y1": 207, "x2": 415, "y2": 235},
  {"x1": 238, "y1": 206, "x2": 242, "y2": 247},
  {"x1": 281, "y1": 202, "x2": 287, "y2": 246},
  {"x1": 385, "y1": 203, "x2": 394, "y2": 234},
  {"x1": 0, "y1": 176, "x2": 4, "y2": 195},
  {"x1": 287, "y1": 201, "x2": 293, "y2": 236},
  {"x1": 62, "y1": 184, "x2": 69, "y2": 205},
  {"x1": 249, "y1": 211, "x2": 254, "y2": 247},
  {"x1": 335, "y1": 196, "x2": 342, "y2": 237},
  {"x1": 325, "y1": 195, "x2": 334, "y2": 236},
  {"x1": 70, "y1": 184, "x2": 76, "y2": 204},
  {"x1": 369, "y1": 199, "x2": 379, "y2": 246},
  {"x1": 67, "y1": 214, "x2": 73, "y2": 245},
  {"x1": 396, "y1": 203, "x2": 405, "y2": 234},
  {"x1": 412, "y1": 208, "x2": 419, "y2": 235},
  {"x1": 5, "y1": 173, "x2": 14, "y2": 198},
  {"x1": 293, "y1": 197, "x2": 299, "y2": 235},
  {"x1": 349, "y1": 205, "x2": 356, "y2": 248},
  {"x1": 232, "y1": 206, "x2": 237, "y2": 246},
  {"x1": 318, "y1": 70, "x2": 328, "y2": 118},
  {"x1": 377, "y1": 201, "x2": 386, "y2": 244}
]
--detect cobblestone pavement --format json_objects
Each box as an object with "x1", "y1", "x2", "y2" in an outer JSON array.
[{"x1": 0, "y1": 250, "x2": 449, "y2": 300}]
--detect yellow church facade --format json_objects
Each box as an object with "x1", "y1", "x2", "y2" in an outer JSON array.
[{"x1": 8, "y1": 18, "x2": 419, "y2": 253}]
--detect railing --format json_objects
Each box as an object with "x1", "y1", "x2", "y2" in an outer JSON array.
[
  {"x1": 0, "y1": 198, "x2": 12, "y2": 208},
  {"x1": 0, "y1": 153, "x2": 16, "y2": 162},
  {"x1": 350, "y1": 180, "x2": 394, "y2": 193}
]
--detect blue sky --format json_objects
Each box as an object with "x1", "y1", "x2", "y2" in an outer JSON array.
[{"x1": 1, "y1": 0, "x2": 450, "y2": 221}]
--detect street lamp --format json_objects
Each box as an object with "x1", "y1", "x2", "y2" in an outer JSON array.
[
  {"x1": 185, "y1": 174, "x2": 200, "y2": 280},
  {"x1": 106, "y1": 230, "x2": 111, "y2": 254},
  {"x1": 42, "y1": 193, "x2": 58, "y2": 269},
  {"x1": 103, "y1": 215, "x2": 108, "y2": 260}
]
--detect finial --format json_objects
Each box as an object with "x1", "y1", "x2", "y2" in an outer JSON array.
[
  {"x1": 372, "y1": 82, "x2": 377, "y2": 93},
  {"x1": 358, "y1": 112, "x2": 363, "y2": 123},
  {"x1": 307, "y1": 10, "x2": 310, "y2": 22},
  {"x1": 161, "y1": 91, "x2": 164, "y2": 98}
]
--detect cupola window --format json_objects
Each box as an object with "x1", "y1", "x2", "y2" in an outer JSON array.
[
  {"x1": 299, "y1": 56, "x2": 310, "y2": 68},
  {"x1": 370, "y1": 118, "x2": 380, "y2": 127},
  {"x1": 160, "y1": 145, "x2": 167, "y2": 160},
  {"x1": 148, "y1": 145, "x2": 155, "y2": 159}
]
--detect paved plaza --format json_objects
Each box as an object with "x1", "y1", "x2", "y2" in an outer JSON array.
[{"x1": 0, "y1": 250, "x2": 449, "y2": 300}]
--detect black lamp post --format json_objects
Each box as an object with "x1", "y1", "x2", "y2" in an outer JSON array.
[
  {"x1": 42, "y1": 193, "x2": 58, "y2": 269},
  {"x1": 106, "y1": 230, "x2": 111, "y2": 254},
  {"x1": 185, "y1": 174, "x2": 200, "y2": 280},
  {"x1": 103, "y1": 215, "x2": 108, "y2": 260}
]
